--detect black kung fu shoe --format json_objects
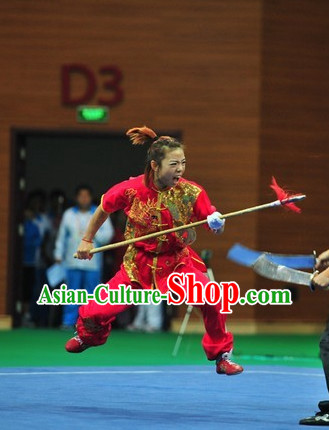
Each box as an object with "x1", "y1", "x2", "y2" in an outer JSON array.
[{"x1": 300, "y1": 401, "x2": 329, "y2": 426}]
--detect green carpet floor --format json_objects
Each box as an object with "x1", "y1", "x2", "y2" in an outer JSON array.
[{"x1": 0, "y1": 329, "x2": 323, "y2": 368}]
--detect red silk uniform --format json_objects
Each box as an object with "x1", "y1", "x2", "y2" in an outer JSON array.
[{"x1": 77, "y1": 175, "x2": 233, "y2": 359}]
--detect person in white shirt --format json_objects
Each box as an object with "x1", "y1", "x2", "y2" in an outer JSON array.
[
  {"x1": 54, "y1": 185, "x2": 114, "y2": 328},
  {"x1": 127, "y1": 304, "x2": 163, "y2": 333}
]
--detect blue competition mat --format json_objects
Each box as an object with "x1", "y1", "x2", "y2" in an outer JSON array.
[{"x1": 0, "y1": 365, "x2": 325, "y2": 430}]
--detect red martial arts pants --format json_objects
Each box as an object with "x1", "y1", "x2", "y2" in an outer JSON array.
[{"x1": 76, "y1": 266, "x2": 233, "y2": 360}]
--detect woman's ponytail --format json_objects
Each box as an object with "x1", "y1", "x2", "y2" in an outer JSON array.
[{"x1": 126, "y1": 126, "x2": 157, "y2": 146}]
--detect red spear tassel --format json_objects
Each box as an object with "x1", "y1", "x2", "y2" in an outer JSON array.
[{"x1": 270, "y1": 176, "x2": 302, "y2": 213}]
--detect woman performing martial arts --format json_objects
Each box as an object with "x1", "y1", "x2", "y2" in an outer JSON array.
[{"x1": 65, "y1": 126, "x2": 243, "y2": 375}]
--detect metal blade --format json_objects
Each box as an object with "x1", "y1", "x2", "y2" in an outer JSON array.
[
  {"x1": 252, "y1": 254, "x2": 313, "y2": 287},
  {"x1": 227, "y1": 243, "x2": 315, "y2": 269}
]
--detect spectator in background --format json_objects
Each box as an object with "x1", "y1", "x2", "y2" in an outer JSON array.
[
  {"x1": 45, "y1": 189, "x2": 67, "y2": 327},
  {"x1": 24, "y1": 190, "x2": 51, "y2": 326},
  {"x1": 54, "y1": 185, "x2": 114, "y2": 329},
  {"x1": 44, "y1": 189, "x2": 67, "y2": 266},
  {"x1": 127, "y1": 303, "x2": 163, "y2": 333},
  {"x1": 22, "y1": 208, "x2": 41, "y2": 326},
  {"x1": 27, "y1": 190, "x2": 51, "y2": 244}
]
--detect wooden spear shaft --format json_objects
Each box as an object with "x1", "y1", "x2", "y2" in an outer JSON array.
[{"x1": 73, "y1": 194, "x2": 305, "y2": 258}]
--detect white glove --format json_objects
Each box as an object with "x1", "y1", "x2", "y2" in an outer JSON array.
[{"x1": 207, "y1": 212, "x2": 225, "y2": 233}]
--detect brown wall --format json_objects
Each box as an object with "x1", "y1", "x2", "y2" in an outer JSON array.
[
  {"x1": 2, "y1": 0, "x2": 328, "y2": 324},
  {"x1": 257, "y1": 0, "x2": 329, "y2": 321}
]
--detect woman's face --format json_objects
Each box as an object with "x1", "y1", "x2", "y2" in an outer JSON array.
[{"x1": 152, "y1": 148, "x2": 186, "y2": 189}]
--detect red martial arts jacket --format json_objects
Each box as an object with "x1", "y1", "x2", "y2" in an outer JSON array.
[{"x1": 101, "y1": 175, "x2": 217, "y2": 293}]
